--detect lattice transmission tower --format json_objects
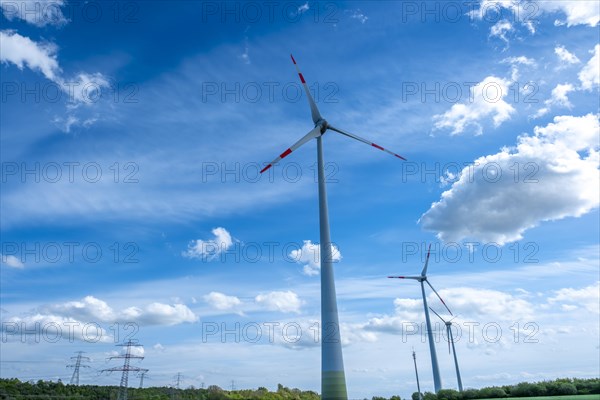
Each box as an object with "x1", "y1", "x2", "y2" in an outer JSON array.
[
  {"x1": 101, "y1": 340, "x2": 145, "y2": 400},
  {"x1": 67, "y1": 351, "x2": 90, "y2": 385}
]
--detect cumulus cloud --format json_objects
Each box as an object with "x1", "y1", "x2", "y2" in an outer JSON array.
[
  {"x1": 0, "y1": 30, "x2": 60, "y2": 80},
  {"x1": 203, "y1": 291, "x2": 242, "y2": 312},
  {"x1": 539, "y1": 1, "x2": 600, "y2": 27},
  {"x1": 1, "y1": 313, "x2": 113, "y2": 342},
  {"x1": 555, "y1": 45, "x2": 581, "y2": 65},
  {"x1": 255, "y1": 291, "x2": 303, "y2": 314},
  {"x1": 365, "y1": 287, "x2": 535, "y2": 351},
  {"x1": 1, "y1": 254, "x2": 24, "y2": 269},
  {"x1": 547, "y1": 282, "x2": 600, "y2": 314},
  {"x1": 422, "y1": 114, "x2": 600, "y2": 245},
  {"x1": 470, "y1": 0, "x2": 599, "y2": 28},
  {"x1": 579, "y1": 44, "x2": 600, "y2": 90},
  {"x1": 289, "y1": 240, "x2": 342, "y2": 276},
  {"x1": 469, "y1": 1, "x2": 536, "y2": 35},
  {"x1": 0, "y1": 31, "x2": 109, "y2": 101},
  {"x1": 183, "y1": 227, "x2": 235, "y2": 261},
  {"x1": 1, "y1": 295, "x2": 197, "y2": 342},
  {"x1": 0, "y1": 30, "x2": 110, "y2": 131},
  {"x1": 533, "y1": 83, "x2": 575, "y2": 118},
  {"x1": 437, "y1": 287, "x2": 535, "y2": 320},
  {"x1": 41, "y1": 295, "x2": 197, "y2": 326},
  {"x1": 433, "y1": 76, "x2": 515, "y2": 135},
  {"x1": 489, "y1": 19, "x2": 513, "y2": 46},
  {"x1": 0, "y1": 0, "x2": 67, "y2": 27}
]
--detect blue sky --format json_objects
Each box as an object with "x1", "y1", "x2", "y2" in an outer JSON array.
[{"x1": 1, "y1": 0, "x2": 599, "y2": 397}]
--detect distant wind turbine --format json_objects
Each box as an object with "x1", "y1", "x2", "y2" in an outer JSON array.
[
  {"x1": 430, "y1": 307, "x2": 463, "y2": 392},
  {"x1": 412, "y1": 348, "x2": 423, "y2": 400},
  {"x1": 388, "y1": 244, "x2": 452, "y2": 393},
  {"x1": 260, "y1": 54, "x2": 406, "y2": 400}
]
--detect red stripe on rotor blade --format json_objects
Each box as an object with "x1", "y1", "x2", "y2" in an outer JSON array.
[
  {"x1": 372, "y1": 143, "x2": 384, "y2": 151},
  {"x1": 260, "y1": 164, "x2": 272, "y2": 174},
  {"x1": 298, "y1": 73, "x2": 306, "y2": 84},
  {"x1": 280, "y1": 148, "x2": 292, "y2": 159},
  {"x1": 291, "y1": 54, "x2": 297, "y2": 64},
  {"x1": 395, "y1": 154, "x2": 407, "y2": 160}
]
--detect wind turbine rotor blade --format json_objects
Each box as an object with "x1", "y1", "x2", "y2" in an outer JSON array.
[
  {"x1": 290, "y1": 54, "x2": 322, "y2": 124},
  {"x1": 426, "y1": 280, "x2": 453, "y2": 315},
  {"x1": 422, "y1": 243, "x2": 431, "y2": 276},
  {"x1": 388, "y1": 275, "x2": 421, "y2": 280},
  {"x1": 260, "y1": 126, "x2": 321, "y2": 173},
  {"x1": 328, "y1": 125, "x2": 407, "y2": 160},
  {"x1": 428, "y1": 306, "x2": 446, "y2": 323}
]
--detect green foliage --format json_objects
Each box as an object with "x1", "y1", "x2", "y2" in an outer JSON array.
[
  {"x1": 424, "y1": 391, "x2": 438, "y2": 400},
  {"x1": 0, "y1": 377, "x2": 598, "y2": 400},
  {"x1": 438, "y1": 389, "x2": 461, "y2": 400}
]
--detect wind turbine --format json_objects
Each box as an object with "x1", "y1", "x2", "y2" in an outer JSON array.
[
  {"x1": 260, "y1": 55, "x2": 406, "y2": 400},
  {"x1": 388, "y1": 244, "x2": 452, "y2": 393},
  {"x1": 430, "y1": 307, "x2": 463, "y2": 392},
  {"x1": 412, "y1": 348, "x2": 423, "y2": 400}
]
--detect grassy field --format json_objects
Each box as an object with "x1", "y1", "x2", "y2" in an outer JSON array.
[{"x1": 476, "y1": 396, "x2": 600, "y2": 400}]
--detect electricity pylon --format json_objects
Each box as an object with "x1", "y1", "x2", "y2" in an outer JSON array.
[
  {"x1": 67, "y1": 351, "x2": 90, "y2": 385},
  {"x1": 101, "y1": 340, "x2": 144, "y2": 400},
  {"x1": 138, "y1": 369, "x2": 149, "y2": 388}
]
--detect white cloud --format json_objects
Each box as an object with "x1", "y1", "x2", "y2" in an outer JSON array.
[
  {"x1": 288, "y1": 240, "x2": 342, "y2": 276},
  {"x1": 470, "y1": 1, "x2": 534, "y2": 32},
  {"x1": 0, "y1": 30, "x2": 110, "y2": 132},
  {"x1": 0, "y1": 30, "x2": 60, "y2": 81},
  {"x1": 555, "y1": 45, "x2": 581, "y2": 65},
  {"x1": 579, "y1": 44, "x2": 600, "y2": 90},
  {"x1": 547, "y1": 83, "x2": 575, "y2": 108},
  {"x1": 297, "y1": 2, "x2": 309, "y2": 13},
  {"x1": 548, "y1": 282, "x2": 600, "y2": 314},
  {"x1": 539, "y1": 1, "x2": 600, "y2": 27},
  {"x1": 255, "y1": 291, "x2": 303, "y2": 314},
  {"x1": 422, "y1": 114, "x2": 600, "y2": 245},
  {"x1": 349, "y1": 9, "x2": 368, "y2": 24},
  {"x1": 471, "y1": 0, "x2": 599, "y2": 28},
  {"x1": 489, "y1": 19, "x2": 513, "y2": 45},
  {"x1": 132, "y1": 303, "x2": 197, "y2": 326},
  {"x1": 183, "y1": 227, "x2": 234, "y2": 260},
  {"x1": 42, "y1": 295, "x2": 197, "y2": 326},
  {"x1": 1, "y1": 313, "x2": 113, "y2": 342},
  {"x1": 501, "y1": 55, "x2": 536, "y2": 80},
  {"x1": 437, "y1": 287, "x2": 535, "y2": 320},
  {"x1": 1, "y1": 295, "x2": 197, "y2": 342},
  {"x1": 1, "y1": 254, "x2": 24, "y2": 269},
  {"x1": 534, "y1": 83, "x2": 575, "y2": 118},
  {"x1": 501, "y1": 56, "x2": 536, "y2": 66},
  {"x1": 0, "y1": 0, "x2": 67, "y2": 27},
  {"x1": 433, "y1": 76, "x2": 515, "y2": 135},
  {"x1": 203, "y1": 291, "x2": 242, "y2": 312}
]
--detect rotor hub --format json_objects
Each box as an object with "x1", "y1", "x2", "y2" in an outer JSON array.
[{"x1": 317, "y1": 119, "x2": 328, "y2": 134}]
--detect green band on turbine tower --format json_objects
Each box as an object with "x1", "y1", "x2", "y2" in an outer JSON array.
[{"x1": 322, "y1": 371, "x2": 348, "y2": 400}]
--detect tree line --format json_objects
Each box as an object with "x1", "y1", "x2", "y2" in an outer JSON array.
[
  {"x1": 408, "y1": 378, "x2": 600, "y2": 400},
  {"x1": 0, "y1": 377, "x2": 598, "y2": 400}
]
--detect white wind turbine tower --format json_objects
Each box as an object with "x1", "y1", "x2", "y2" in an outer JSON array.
[
  {"x1": 260, "y1": 54, "x2": 406, "y2": 400},
  {"x1": 388, "y1": 244, "x2": 452, "y2": 393},
  {"x1": 430, "y1": 307, "x2": 463, "y2": 392},
  {"x1": 413, "y1": 348, "x2": 423, "y2": 400}
]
